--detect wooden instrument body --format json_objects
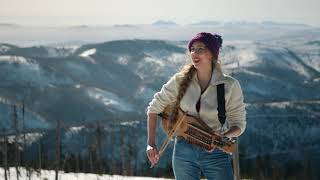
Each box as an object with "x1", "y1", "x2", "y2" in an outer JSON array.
[{"x1": 160, "y1": 103, "x2": 236, "y2": 153}]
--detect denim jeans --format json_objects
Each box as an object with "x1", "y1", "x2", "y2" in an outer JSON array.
[{"x1": 172, "y1": 137, "x2": 234, "y2": 180}]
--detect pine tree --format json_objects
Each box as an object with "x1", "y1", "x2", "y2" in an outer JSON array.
[
  {"x1": 22, "y1": 100, "x2": 26, "y2": 169},
  {"x1": 38, "y1": 138, "x2": 42, "y2": 176},
  {"x1": 2, "y1": 128, "x2": 8, "y2": 180},
  {"x1": 12, "y1": 105, "x2": 20, "y2": 180},
  {"x1": 95, "y1": 122, "x2": 104, "y2": 174},
  {"x1": 55, "y1": 119, "x2": 61, "y2": 180}
]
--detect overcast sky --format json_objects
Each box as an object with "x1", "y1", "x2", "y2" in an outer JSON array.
[{"x1": 0, "y1": 0, "x2": 319, "y2": 26}]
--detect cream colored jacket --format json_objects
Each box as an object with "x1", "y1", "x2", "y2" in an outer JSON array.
[{"x1": 147, "y1": 66, "x2": 247, "y2": 136}]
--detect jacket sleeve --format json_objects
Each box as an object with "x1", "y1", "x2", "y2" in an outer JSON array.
[
  {"x1": 226, "y1": 79, "x2": 247, "y2": 136},
  {"x1": 146, "y1": 74, "x2": 179, "y2": 114}
]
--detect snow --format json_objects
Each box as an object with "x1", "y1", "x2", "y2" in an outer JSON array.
[
  {"x1": 0, "y1": 56, "x2": 42, "y2": 82},
  {"x1": 166, "y1": 53, "x2": 188, "y2": 65},
  {"x1": 143, "y1": 56, "x2": 165, "y2": 67},
  {"x1": 0, "y1": 55, "x2": 74, "y2": 86},
  {"x1": 237, "y1": 50, "x2": 258, "y2": 66},
  {"x1": 0, "y1": 167, "x2": 173, "y2": 180},
  {"x1": 46, "y1": 47, "x2": 60, "y2": 57},
  {"x1": 279, "y1": 48, "x2": 313, "y2": 78},
  {"x1": 69, "y1": 126, "x2": 85, "y2": 133},
  {"x1": 134, "y1": 52, "x2": 186, "y2": 80},
  {"x1": 240, "y1": 69, "x2": 278, "y2": 81},
  {"x1": 0, "y1": 55, "x2": 36, "y2": 67},
  {"x1": 0, "y1": 44, "x2": 11, "y2": 52},
  {"x1": 45, "y1": 46, "x2": 76, "y2": 57},
  {"x1": 224, "y1": 61, "x2": 239, "y2": 69},
  {"x1": 265, "y1": 101, "x2": 291, "y2": 109},
  {"x1": 116, "y1": 56, "x2": 130, "y2": 65},
  {"x1": 79, "y1": 48, "x2": 96, "y2": 57},
  {"x1": 0, "y1": 96, "x2": 12, "y2": 105},
  {"x1": 313, "y1": 77, "x2": 320, "y2": 82},
  {"x1": 0, "y1": 96, "x2": 50, "y2": 130},
  {"x1": 135, "y1": 85, "x2": 156, "y2": 101},
  {"x1": 65, "y1": 126, "x2": 85, "y2": 138},
  {"x1": 220, "y1": 41, "x2": 260, "y2": 69},
  {"x1": 120, "y1": 120, "x2": 140, "y2": 126},
  {"x1": 79, "y1": 48, "x2": 96, "y2": 63},
  {"x1": 221, "y1": 40, "x2": 319, "y2": 80},
  {"x1": 86, "y1": 87, "x2": 134, "y2": 112},
  {"x1": 0, "y1": 133, "x2": 43, "y2": 145},
  {"x1": 0, "y1": 56, "x2": 41, "y2": 83}
]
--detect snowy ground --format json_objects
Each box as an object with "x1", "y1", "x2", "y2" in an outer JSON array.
[{"x1": 0, "y1": 167, "x2": 173, "y2": 180}]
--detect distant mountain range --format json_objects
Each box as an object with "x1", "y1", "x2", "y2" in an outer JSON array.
[
  {"x1": 0, "y1": 25, "x2": 320, "y2": 176},
  {"x1": 0, "y1": 20, "x2": 319, "y2": 46}
]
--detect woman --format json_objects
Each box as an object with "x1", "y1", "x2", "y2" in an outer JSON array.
[{"x1": 146, "y1": 32, "x2": 246, "y2": 180}]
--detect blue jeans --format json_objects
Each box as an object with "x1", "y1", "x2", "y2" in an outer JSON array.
[{"x1": 172, "y1": 137, "x2": 234, "y2": 180}]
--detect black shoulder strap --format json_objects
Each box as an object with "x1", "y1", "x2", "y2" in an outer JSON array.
[{"x1": 217, "y1": 83, "x2": 226, "y2": 125}]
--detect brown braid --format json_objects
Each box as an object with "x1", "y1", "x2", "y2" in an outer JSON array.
[{"x1": 170, "y1": 63, "x2": 195, "y2": 124}]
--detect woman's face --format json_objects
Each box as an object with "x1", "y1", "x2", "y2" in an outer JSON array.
[{"x1": 189, "y1": 41, "x2": 213, "y2": 70}]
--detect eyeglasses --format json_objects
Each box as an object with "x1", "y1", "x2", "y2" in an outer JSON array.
[{"x1": 190, "y1": 47, "x2": 207, "y2": 54}]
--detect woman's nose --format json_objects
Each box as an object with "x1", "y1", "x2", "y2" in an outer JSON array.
[{"x1": 191, "y1": 52, "x2": 198, "y2": 58}]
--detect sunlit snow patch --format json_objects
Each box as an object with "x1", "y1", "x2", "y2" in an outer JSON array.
[
  {"x1": 87, "y1": 87, "x2": 134, "y2": 112},
  {"x1": 0, "y1": 45, "x2": 11, "y2": 53},
  {"x1": 79, "y1": 48, "x2": 96, "y2": 63},
  {"x1": 117, "y1": 56, "x2": 130, "y2": 65}
]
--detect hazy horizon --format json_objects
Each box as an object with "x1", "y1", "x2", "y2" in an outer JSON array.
[
  {"x1": 1, "y1": 0, "x2": 319, "y2": 27},
  {"x1": 0, "y1": 17, "x2": 319, "y2": 28}
]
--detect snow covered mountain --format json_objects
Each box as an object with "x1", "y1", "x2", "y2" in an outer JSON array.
[{"x1": 0, "y1": 31, "x2": 319, "y2": 177}]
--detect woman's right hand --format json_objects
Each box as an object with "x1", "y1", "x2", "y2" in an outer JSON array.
[
  {"x1": 146, "y1": 145, "x2": 160, "y2": 168},
  {"x1": 147, "y1": 113, "x2": 159, "y2": 167}
]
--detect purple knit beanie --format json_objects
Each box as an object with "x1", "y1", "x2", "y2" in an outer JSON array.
[{"x1": 188, "y1": 32, "x2": 223, "y2": 60}]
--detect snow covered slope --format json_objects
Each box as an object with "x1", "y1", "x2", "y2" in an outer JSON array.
[{"x1": 0, "y1": 33, "x2": 319, "y2": 177}]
